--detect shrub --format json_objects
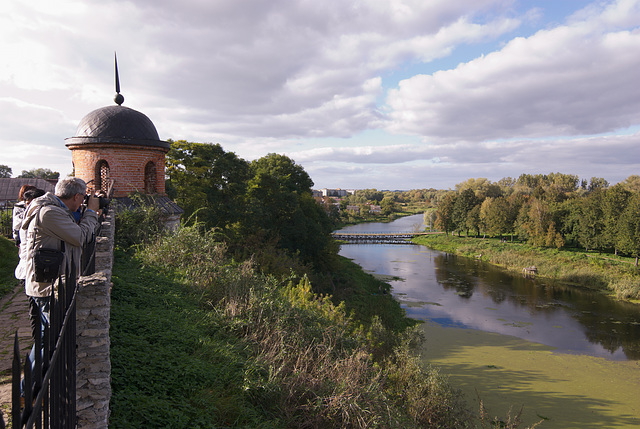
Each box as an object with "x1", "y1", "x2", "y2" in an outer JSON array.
[{"x1": 114, "y1": 194, "x2": 165, "y2": 248}]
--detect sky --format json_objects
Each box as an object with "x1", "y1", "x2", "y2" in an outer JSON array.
[{"x1": 1, "y1": 0, "x2": 640, "y2": 191}]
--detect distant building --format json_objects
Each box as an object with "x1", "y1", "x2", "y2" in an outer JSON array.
[
  {"x1": 369, "y1": 205, "x2": 382, "y2": 214},
  {"x1": 0, "y1": 178, "x2": 56, "y2": 205},
  {"x1": 320, "y1": 188, "x2": 351, "y2": 197},
  {"x1": 346, "y1": 205, "x2": 360, "y2": 214}
]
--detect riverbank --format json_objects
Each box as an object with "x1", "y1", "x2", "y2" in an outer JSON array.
[
  {"x1": 412, "y1": 234, "x2": 640, "y2": 301},
  {"x1": 420, "y1": 321, "x2": 640, "y2": 429},
  {"x1": 108, "y1": 225, "x2": 475, "y2": 428},
  {"x1": 338, "y1": 214, "x2": 640, "y2": 427}
]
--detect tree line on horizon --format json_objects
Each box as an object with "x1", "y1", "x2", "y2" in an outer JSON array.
[
  {"x1": 430, "y1": 173, "x2": 640, "y2": 264},
  {"x1": 0, "y1": 165, "x2": 60, "y2": 180}
]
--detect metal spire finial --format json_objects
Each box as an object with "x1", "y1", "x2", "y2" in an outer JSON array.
[{"x1": 114, "y1": 52, "x2": 124, "y2": 106}]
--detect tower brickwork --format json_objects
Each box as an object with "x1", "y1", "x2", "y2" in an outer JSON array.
[{"x1": 67, "y1": 143, "x2": 167, "y2": 197}]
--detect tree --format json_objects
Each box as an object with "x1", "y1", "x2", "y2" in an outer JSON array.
[
  {"x1": 545, "y1": 222, "x2": 565, "y2": 249},
  {"x1": 18, "y1": 168, "x2": 59, "y2": 180},
  {"x1": 620, "y1": 175, "x2": 640, "y2": 193},
  {"x1": 481, "y1": 197, "x2": 511, "y2": 238},
  {"x1": 516, "y1": 173, "x2": 544, "y2": 192},
  {"x1": 558, "y1": 197, "x2": 582, "y2": 247},
  {"x1": 455, "y1": 177, "x2": 501, "y2": 199},
  {"x1": 165, "y1": 140, "x2": 251, "y2": 228},
  {"x1": 465, "y1": 205, "x2": 482, "y2": 237},
  {"x1": 246, "y1": 154, "x2": 332, "y2": 263},
  {"x1": 380, "y1": 196, "x2": 396, "y2": 216},
  {"x1": 497, "y1": 177, "x2": 516, "y2": 195},
  {"x1": 452, "y1": 188, "x2": 479, "y2": 235},
  {"x1": 575, "y1": 191, "x2": 605, "y2": 252},
  {"x1": 354, "y1": 189, "x2": 384, "y2": 203},
  {"x1": 602, "y1": 184, "x2": 631, "y2": 254},
  {"x1": 588, "y1": 177, "x2": 609, "y2": 192},
  {"x1": 548, "y1": 172, "x2": 579, "y2": 193},
  {"x1": 617, "y1": 193, "x2": 640, "y2": 265},
  {"x1": 0, "y1": 164, "x2": 11, "y2": 178},
  {"x1": 516, "y1": 197, "x2": 557, "y2": 247},
  {"x1": 504, "y1": 193, "x2": 525, "y2": 240},
  {"x1": 423, "y1": 208, "x2": 437, "y2": 231},
  {"x1": 435, "y1": 193, "x2": 456, "y2": 236},
  {"x1": 250, "y1": 153, "x2": 314, "y2": 194}
]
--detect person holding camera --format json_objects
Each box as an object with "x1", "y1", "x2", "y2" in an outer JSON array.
[{"x1": 21, "y1": 177, "x2": 99, "y2": 332}]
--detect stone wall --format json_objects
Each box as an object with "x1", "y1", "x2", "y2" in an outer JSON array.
[{"x1": 76, "y1": 213, "x2": 114, "y2": 428}]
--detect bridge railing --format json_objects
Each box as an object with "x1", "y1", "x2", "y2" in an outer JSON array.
[
  {"x1": 332, "y1": 231, "x2": 439, "y2": 243},
  {"x1": 332, "y1": 231, "x2": 437, "y2": 236}
]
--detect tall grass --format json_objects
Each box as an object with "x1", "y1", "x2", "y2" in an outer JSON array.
[{"x1": 126, "y1": 224, "x2": 473, "y2": 427}]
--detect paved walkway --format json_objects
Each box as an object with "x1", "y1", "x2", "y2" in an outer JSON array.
[{"x1": 0, "y1": 284, "x2": 32, "y2": 414}]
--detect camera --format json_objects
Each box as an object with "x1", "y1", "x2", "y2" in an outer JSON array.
[
  {"x1": 84, "y1": 194, "x2": 110, "y2": 209},
  {"x1": 84, "y1": 179, "x2": 114, "y2": 215},
  {"x1": 84, "y1": 194, "x2": 111, "y2": 215}
]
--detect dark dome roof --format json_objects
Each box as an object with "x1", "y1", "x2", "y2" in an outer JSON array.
[{"x1": 65, "y1": 105, "x2": 170, "y2": 149}]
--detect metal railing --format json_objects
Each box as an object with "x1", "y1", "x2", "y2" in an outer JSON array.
[
  {"x1": 332, "y1": 231, "x2": 442, "y2": 243},
  {"x1": 11, "y1": 261, "x2": 78, "y2": 429}
]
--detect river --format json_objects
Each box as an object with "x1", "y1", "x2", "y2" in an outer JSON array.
[{"x1": 337, "y1": 214, "x2": 640, "y2": 427}]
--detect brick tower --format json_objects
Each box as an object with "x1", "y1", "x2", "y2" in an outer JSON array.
[
  {"x1": 65, "y1": 105, "x2": 170, "y2": 197},
  {"x1": 65, "y1": 56, "x2": 170, "y2": 198},
  {"x1": 64, "y1": 55, "x2": 182, "y2": 227}
]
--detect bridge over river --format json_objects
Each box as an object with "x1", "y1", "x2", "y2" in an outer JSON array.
[{"x1": 332, "y1": 231, "x2": 442, "y2": 243}]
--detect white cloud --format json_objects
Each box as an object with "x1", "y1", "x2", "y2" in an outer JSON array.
[
  {"x1": 2, "y1": 0, "x2": 517, "y2": 134},
  {"x1": 291, "y1": 130, "x2": 640, "y2": 189},
  {"x1": 1, "y1": 0, "x2": 638, "y2": 190},
  {"x1": 385, "y1": 0, "x2": 640, "y2": 142}
]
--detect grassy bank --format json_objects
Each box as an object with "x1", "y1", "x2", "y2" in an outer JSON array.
[
  {"x1": 0, "y1": 237, "x2": 19, "y2": 299},
  {"x1": 110, "y1": 225, "x2": 474, "y2": 428},
  {"x1": 412, "y1": 234, "x2": 640, "y2": 301}
]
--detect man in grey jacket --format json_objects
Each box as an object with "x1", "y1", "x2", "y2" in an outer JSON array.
[{"x1": 21, "y1": 177, "x2": 100, "y2": 330}]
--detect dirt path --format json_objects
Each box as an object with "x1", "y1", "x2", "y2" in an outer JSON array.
[{"x1": 0, "y1": 284, "x2": 32, "y2": 419}]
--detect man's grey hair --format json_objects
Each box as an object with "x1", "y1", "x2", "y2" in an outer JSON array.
[{"x1": 55, "y1": 177, "x2": 87, "y2": 199}]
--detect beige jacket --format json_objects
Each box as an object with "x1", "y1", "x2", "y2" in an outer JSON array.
[{"x1": 21, "y1": 192, "x2": 98, "y2": 298}]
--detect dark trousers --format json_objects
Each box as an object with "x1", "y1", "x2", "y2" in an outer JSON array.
[{"x1": 28, "y1": 296, "x2": 50, "y2": 344}]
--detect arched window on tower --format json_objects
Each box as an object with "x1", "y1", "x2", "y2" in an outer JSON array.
[
  {"x1": 144, "y1": 161, "x2": 156, "y2": 194},
  {"x1": 95, "y1": 160, "x2": 110, "y2": 193}
]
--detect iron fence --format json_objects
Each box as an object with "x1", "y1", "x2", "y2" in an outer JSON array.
[{"x1": 10, "y1": 260, "x2": 78, "y2": 429}]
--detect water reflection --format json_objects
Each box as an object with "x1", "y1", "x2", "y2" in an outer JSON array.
[{"x1": 338, "y1": 216, "x2": 640, "y2": 361}]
